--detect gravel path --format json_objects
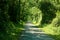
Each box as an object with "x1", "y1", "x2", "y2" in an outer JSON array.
[{"x1": 19, "y1": 23, "x2": 54, "y2": 40}]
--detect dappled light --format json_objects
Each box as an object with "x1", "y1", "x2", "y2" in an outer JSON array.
[
  {"x1": 0, "y1": 0, "x2": 60, "y2": 40},
  {"x1": 19, "y1": 23, "x2": 54, "y2": 40}
]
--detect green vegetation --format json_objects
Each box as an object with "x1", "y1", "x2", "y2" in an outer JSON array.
[
  {"x1": 0, "y1": 0, "x2": 60, "y2": 40},
  {"x1": 0, "y1": 0, "x2": 23, "y2": 40},
  {"x1": 43, "y1": 11, "x2": 60, "y2": 40}
]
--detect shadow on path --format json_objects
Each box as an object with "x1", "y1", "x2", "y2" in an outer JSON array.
[{"x1": 19, "y1": 23, "x2": 54, "y2": 40}]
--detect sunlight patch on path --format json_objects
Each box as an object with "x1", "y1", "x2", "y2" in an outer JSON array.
[
  {"x1": 24, "y1": 23, "x2": 36, "y2": 26},
  {"x1": 28, "y1": 28, "x2": 42, "y2": 30},
  {"x1": 25, "y1": 31, "x2": 45, "y2": 33}
]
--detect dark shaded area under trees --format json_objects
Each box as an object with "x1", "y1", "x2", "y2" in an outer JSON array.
[
  {"x1": 39, "y1": 1, "x2": 57, "y2": 25},
  {"x1": 0, "y1": 0, "x2": 22, "y2": 40}
]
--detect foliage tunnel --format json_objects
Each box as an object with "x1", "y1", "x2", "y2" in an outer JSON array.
[{"x1": 39, "y1": 1, "x2": 57, "y2": 25}]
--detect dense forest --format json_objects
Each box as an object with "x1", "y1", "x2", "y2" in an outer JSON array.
[{"x1": 0, "y1": 0, "x2": 60, "y2": 40}]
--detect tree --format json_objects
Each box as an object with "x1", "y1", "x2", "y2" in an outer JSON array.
[{"x1": 39, "y1": 1, "x2": 56, "y2": 25}]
